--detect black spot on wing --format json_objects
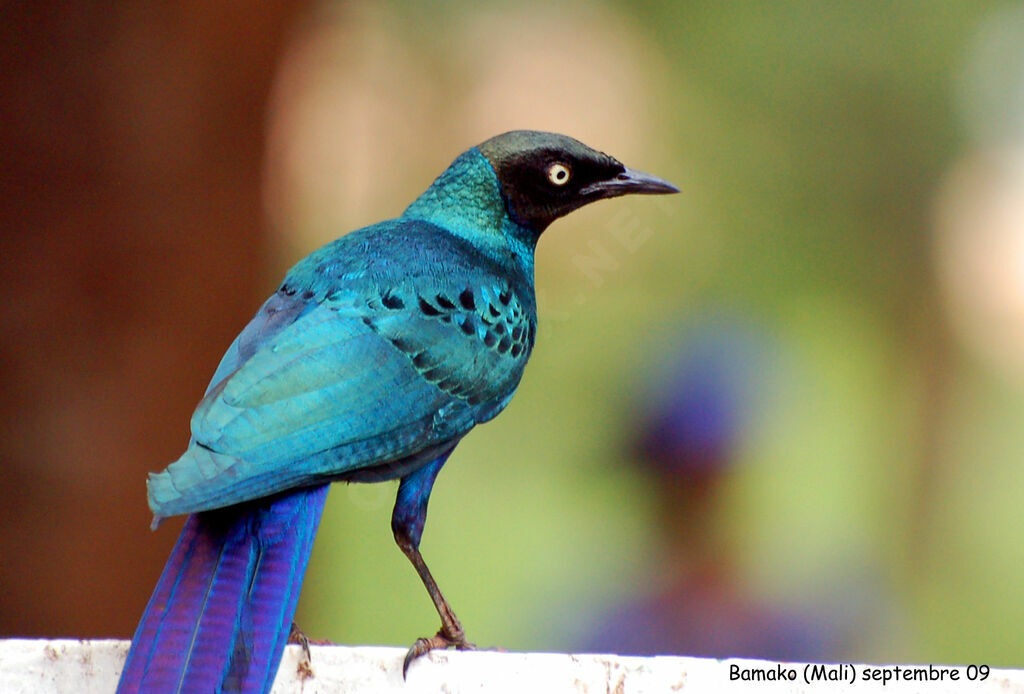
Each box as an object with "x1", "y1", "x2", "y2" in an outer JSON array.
[
  {"x1": 388, "y1": 336, "x2": 416, "y2": 353},
  {"x1": 422, "y1": 366, "x2": 445, "y2": 382},
  {"x1": 382, "y1": 292, "x2": 404, "y2": 309},
  {"x1": 418, "y1": 297, "x2": 442, "y2": 316},
  {"x1": 360, "y1": 283, "x2": 534, "y2": 403}
]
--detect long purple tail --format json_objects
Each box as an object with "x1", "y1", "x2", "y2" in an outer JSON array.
[{"x1": 117, "y1": 484, "x2": 330, "y2": 694}]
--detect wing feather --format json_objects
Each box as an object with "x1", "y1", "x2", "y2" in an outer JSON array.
[{"x1": 148, "y1": 219, "x2": 536, "y2": 518}]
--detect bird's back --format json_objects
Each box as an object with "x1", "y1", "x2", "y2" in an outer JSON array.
[{"x1": 148, "y1": 218, "x2": 537, "y2": 519}]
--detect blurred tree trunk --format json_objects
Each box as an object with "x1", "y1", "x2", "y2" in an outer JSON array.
[{"x1": 0, "y1": 2, "x2": 306, "y2": 637}]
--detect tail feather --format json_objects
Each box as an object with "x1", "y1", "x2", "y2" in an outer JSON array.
[
  {"x1": 223, "y1": 485, "x2": 327, "y2": 692},
  {"x1": 117, "y1": 485, "x2": 331, "y2": 694}
]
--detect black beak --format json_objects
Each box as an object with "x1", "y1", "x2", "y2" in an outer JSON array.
[{"x1": 580, "y1": 167, "x2": 680, "y2": 198}]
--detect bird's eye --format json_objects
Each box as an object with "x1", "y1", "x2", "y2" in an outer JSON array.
[{"x1": 547, "y1": 163, "x2": 571, "y2": 186}]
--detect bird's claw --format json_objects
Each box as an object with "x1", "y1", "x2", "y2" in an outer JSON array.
[
  {"x1": 401, "y1": 627, "x2": 476, "y2": 678},
  {"x1": 288, "y1": 622, "x2": 313, "y2": 664},
  {"x1": 288, "y1": 622, "x2": 335, "y2": 664}
]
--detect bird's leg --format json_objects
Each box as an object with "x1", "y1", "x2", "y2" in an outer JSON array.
[
  {"x1": 391, "y1": 451, "x2": 473, "y2": 677},
  {"x1": 396, "y1": 536, "x2": 475, "y2": 672}
]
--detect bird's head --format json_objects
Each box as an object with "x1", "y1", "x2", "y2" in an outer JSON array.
[{"x1": 477, "y1": 130, "x2": 679, "y2": 232}]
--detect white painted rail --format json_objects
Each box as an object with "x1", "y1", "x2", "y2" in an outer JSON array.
[{"x1": 0, "y1": 639, "x2": 1021, "y2": 693}]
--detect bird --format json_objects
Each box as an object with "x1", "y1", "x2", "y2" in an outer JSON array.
[{"x1": 115, "y1": 130, "x2": 678, "y2": 693}]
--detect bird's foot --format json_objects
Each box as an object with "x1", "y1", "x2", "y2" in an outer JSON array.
[
  {"x1": 402, "y1": 626, "x2": 476, "y2": 678},
  {"x1": 288, "y1": 622, "x2": 334, "y2": 664}
]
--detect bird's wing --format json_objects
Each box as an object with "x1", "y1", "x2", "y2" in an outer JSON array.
[{"x1": 148, "y1": 230, "x2": 534, "y2": 517}]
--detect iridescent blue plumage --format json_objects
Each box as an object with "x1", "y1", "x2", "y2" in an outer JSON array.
[{"x1": 117, "y1": 132, "x2": 677, "y2": 693}]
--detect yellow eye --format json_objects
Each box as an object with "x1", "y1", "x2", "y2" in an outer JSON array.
[{"x1": 547, "y1": 162, "x2": 571, "y2": 186}]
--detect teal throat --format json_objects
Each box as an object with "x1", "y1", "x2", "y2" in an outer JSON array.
[{"x1": 403, "y1": 148, "x2": 537, "y2": 282}]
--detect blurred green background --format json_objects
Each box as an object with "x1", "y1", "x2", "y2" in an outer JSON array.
[{"x1": 3, "y1": 0, "x2": 1024, "y2": 667}]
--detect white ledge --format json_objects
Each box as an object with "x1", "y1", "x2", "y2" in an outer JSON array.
[{"x1": 0, "y1": 639, "x2": 1020, "y2": 693}]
